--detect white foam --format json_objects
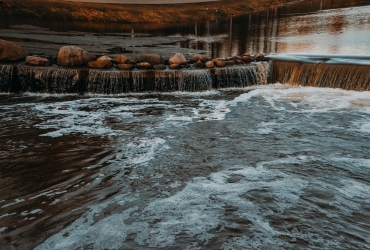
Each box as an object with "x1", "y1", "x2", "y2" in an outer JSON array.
[
  {"x1": 1, "y1": 198, "x2": 24, "y2": 208},
  {"x1": 37, "y1": 163, "x2": 308, "y2": 249},
  {"x1": 0, "y1": 227, "x2": 7, "y2": 233}
]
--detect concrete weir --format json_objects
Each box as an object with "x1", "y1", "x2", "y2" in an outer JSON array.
[{"x1": 0, "y1": 63, "x2": 270, "y2": 94}]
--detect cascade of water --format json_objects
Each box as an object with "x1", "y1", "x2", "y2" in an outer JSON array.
[
  {"x1": 255, "y1": 62, "x2": 271, "y2": 85},
  {"x1": 273, "y1": 61, "x2": 370, "y2": 91},
  {"x1": 0, "y1": 65, "x2": 14, "y2": 92},
  {"x1": 175, "y1": 69, "x2": 212, "y2": 92},
  {"x1": 0, "y1": 63, "x2": 271, "y2": 94},
  {"x1": 15, "y1": 66, "x2": 81, "y2": 93},
  {"x1": 213, "y1": 65, "x2": 259, "y2": 88},
  {"x1": 86, "y1": 70, "x2": 132, "y2": 94}
]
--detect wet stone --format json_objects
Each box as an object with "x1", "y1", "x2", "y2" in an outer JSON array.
[
  {"x1": 0, "y1": 39, "x2": 28, "y2": 62},
  {"x1": 115, "y1": 55, "x2": 128, "y2": 64},
  {"x1": 153, "y1": 64, "x2": 167, "y2": 70},
  {"x1": 136, "y1": 62, "x2": 152, "y2": 69}
]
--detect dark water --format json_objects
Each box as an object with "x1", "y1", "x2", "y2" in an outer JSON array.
[
  {"x1": 1, "y1": 0, "x2": 370, "y2": 249},
  {"x1": 1, "y1": 85, "x2": 370, "y2": 249}
]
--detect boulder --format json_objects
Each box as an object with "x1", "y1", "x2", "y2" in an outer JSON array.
[
  {"x1": 169, "y1": 64, "x2": 181, "y2": 69},
  {"x1": 26, "y1": 56, "x2": 51, "y2": 66},
  {"x1": 242, "y1": 55, "x2": 251, "y2": 63},
  {"x1": 153, "y1": 64, "x2": 167, "y2": 70},
  {"x1": 137, "y1": 54, "x2": 164, "y2": 66},
  {"x1": 136, "y1": 62, "x2": 152, "y2": 69},
  {"x1": 254, "y1": 53, "x2": 265, "y2": 62},
  {"x1": 191, "y1": 54, "x2": 211, "y2": 63},
  {"x1": 97, "y1": 55, "x2": 112, "y2": 61},
  {"x1": 169, "y1": 53, "x2": 187, "y2": 65},
  {"x1": 212, "y1": 59, "x2": 225, "y2": 67},
  {"x1": 0, "y1": 39, "x2": 28, "y2": 61},
  {"x1": 88, "y1": 60, "x2": 112, "y2": 69},
  {"x1": 115, "y1": 55, "x2": 128, "y2": 64},
  {"x1": 117, "y1": 63, "x2": 134, "y2": 70},
  {"x1": 205, "y1": 61, "x2": 214, "y2": 68},
  {"x1": 57, "y1": 46, "x2": 93, "y2": 66}
]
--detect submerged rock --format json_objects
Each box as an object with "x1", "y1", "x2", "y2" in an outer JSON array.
[
  {"x1": 0, "y1": 39, "x2": 28, "y2": 61},
  {"x1": 137, "y1": 54, "x2": 164, "y2": 66},
  {"x1": 26, "y1": 56, "x2": 51, "y2": 66},
  {"x1": 57, "y1": 46, "x2": 93, "y2": 67},
  {"x1": 169, "y1": 53, "x2": 187, "y2": 65},
  {"x1": 117, "y1": 63, "x2": 134, "y2": 70}
]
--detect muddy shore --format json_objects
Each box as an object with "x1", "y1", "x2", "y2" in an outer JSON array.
[{"x1": 0, "y1": 0, "x2": 296, "y2": 23}]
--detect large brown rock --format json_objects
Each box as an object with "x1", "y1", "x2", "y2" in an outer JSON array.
[
  {"x1": 169, "y1": 53, "x2": 187, "y2": 65},
  {"x1": 57, "y1": 46, "x2": 93, "y2": 66},
  {"x1": 26, "y1": 56, "x2": 51, "y2": 66},
  {"x1": 88, "y1": 60, "x2": 112, "y2": 69},
  {"x1": 242, "y1": 55, "x2": 251, "y2": 63},
  {"x1": 191, "y1": 54, "x2": 211, "y2": 63},
  {"x1": 0, "y1": 39, "x2": 28, "y2": 61},
  {"x1": 137, "y1": 54, "x2": 164, "y2": 66},
  {"x1": 169, "y1": 64, "x2": 181, "y2": 69},
  {"x1": 115, "y1": 55, "x2": 128, "y2": 64}
]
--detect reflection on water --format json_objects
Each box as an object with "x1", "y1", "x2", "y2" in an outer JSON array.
[{"x1": 1, "y1": 0, "x2": 370, "y2": 58}]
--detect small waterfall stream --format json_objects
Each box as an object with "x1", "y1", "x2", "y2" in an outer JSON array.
[
  {"x1": 273, "y1": 61, "x2": 370, "y2": 91},
  {"x1": 0, "y1": 63, "x2": 270, "y2": 94}
]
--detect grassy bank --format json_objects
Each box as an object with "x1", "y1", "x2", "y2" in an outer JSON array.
[{"x1": 0, "y1": 0, "x2": 296, "y2": 23}]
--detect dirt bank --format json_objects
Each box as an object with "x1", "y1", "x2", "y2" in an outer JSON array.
[{"x1": 0, "y1": 0, "x2": 297, "y2": 24}]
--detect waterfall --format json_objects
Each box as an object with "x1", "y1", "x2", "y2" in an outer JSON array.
[
  {"x1": 15, "y1": 66, "x2": 80, "y2": 93},
  {"x1": 0, "y1": 63, "x2": 269, "y2": 94},
  {"x1": 86, "y1": 70, "x2": 132, "y2": 94},
  {"x1": 273, "y1": 61, "x2": 370, "y2": 91},
  {"x1": 213, "y1": 63, "x2": 269, "y2": 88},
  {"x1": 0, "y1": 65, "x2": 14, "y2": 92}
]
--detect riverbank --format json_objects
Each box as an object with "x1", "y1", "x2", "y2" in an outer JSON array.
[{"x1": 0, "y1": 0, "x2": 296, "y2": 23}]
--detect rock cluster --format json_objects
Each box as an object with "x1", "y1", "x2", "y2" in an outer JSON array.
[{"x1": 0, "y1": 39, "x2": 268, "y2": 71}]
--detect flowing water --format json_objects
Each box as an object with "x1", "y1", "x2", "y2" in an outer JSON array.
[
  {"x1": 1, "y1": 0, "x2": 370, "y2": 249},
  {"x1": 1, "y1": 85, "x2": 370, "y2": 249}
]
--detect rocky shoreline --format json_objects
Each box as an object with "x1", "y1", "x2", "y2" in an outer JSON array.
[{"x1": 0, "y1": 0, "x2": 296, "y2": 23}]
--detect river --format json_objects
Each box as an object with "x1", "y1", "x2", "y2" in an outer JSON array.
[{"x1": 0, "y1": 0, "x2": 370, "y2": 249}]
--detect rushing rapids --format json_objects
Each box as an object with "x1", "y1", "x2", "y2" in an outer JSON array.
[{"x1": 0, "y1": 63, "x2": 268, "y2": 94}]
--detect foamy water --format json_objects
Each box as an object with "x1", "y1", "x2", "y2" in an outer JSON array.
[{"x1": 1, "y1": 84, "x2": 370, "y2": 249}]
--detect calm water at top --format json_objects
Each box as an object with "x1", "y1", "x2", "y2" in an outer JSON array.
[{"x1": 1, "y1": 0, "x2": 370, "y2": 57}]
